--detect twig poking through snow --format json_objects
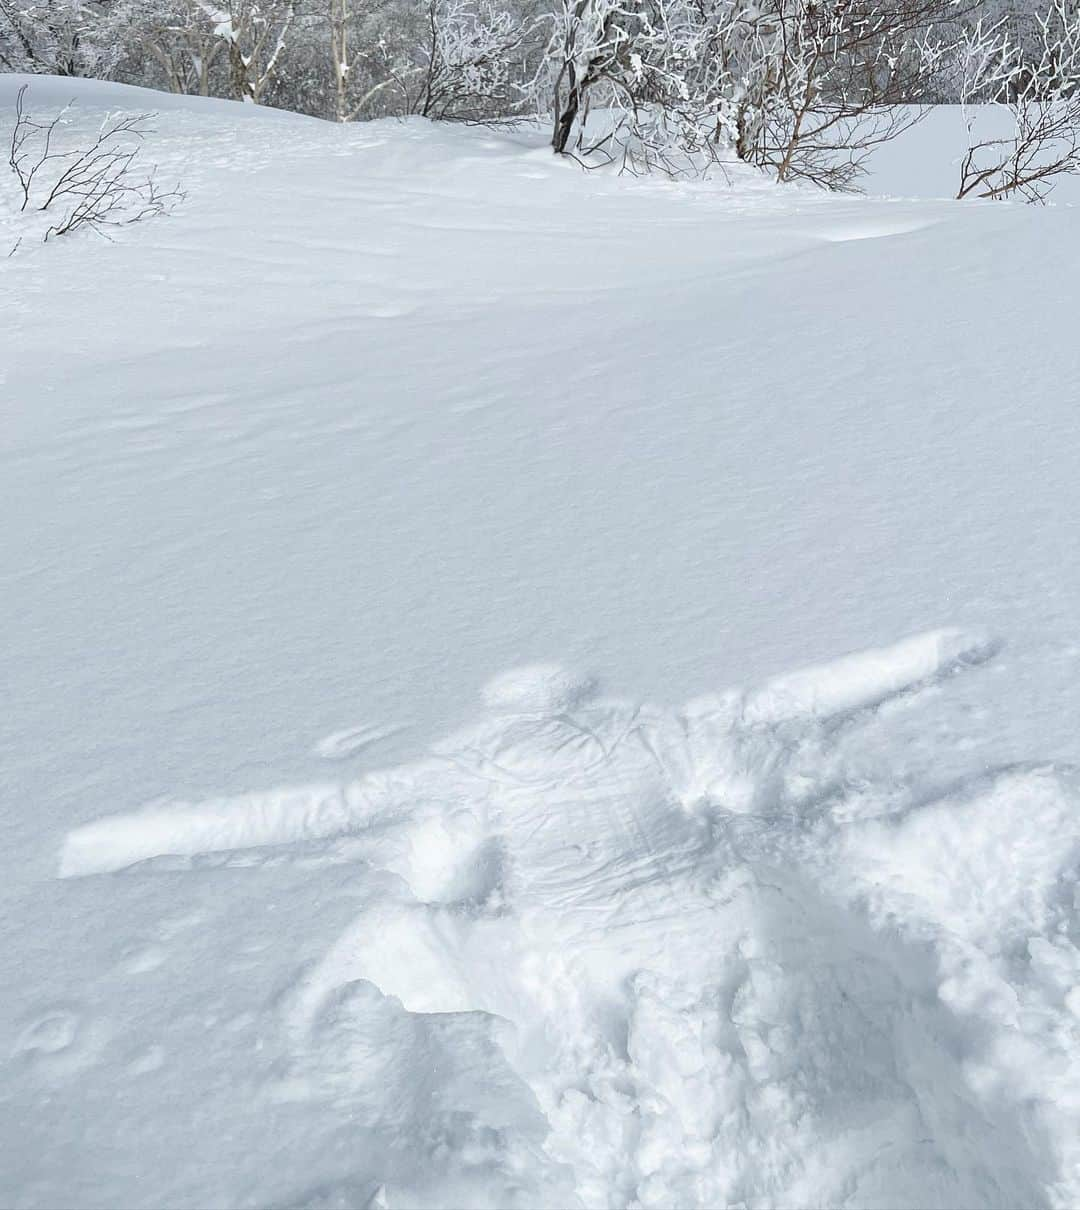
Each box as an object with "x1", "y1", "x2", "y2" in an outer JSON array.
[{"x1": 7, "y1": 84, "x2": 185, "y2": 251}]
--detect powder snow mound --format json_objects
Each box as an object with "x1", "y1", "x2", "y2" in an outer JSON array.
[{"x1": 55, "y1": 628, "x2": 1080, "y2": 1207}]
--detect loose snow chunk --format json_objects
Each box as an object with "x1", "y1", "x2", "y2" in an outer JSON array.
[
  {"x1": 742, "y1": 628, "x2": 999, "y2": 725},
  {"x1": 849, "y1": 764, "x2": 1080, "y2": 947},
  {"x1": 480, "y1": 663, "x2": 595, "y2": 714}
]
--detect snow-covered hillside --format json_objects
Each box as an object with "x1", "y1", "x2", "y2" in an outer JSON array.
[{"x1": 3, "y1": 76, "x2": 1080, "y2": 1209}]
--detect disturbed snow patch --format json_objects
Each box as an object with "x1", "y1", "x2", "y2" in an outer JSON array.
[{"x1": 59, "y1": 629, "x2": 1080, "y2": 1208}]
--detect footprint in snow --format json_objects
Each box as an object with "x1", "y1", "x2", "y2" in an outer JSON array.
[
  {"x1": 11, "y1": 1006, "x2": 111, "y2": 1078},
  {"x1": 13, "y1": 1011, "x2": 81, "y2": 1058}
]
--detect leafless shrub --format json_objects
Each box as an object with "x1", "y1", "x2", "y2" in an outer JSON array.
[
  {"x1": 955, "y1": 1, "x2": 1080, "y2": 201},
  {"x1": 743, "y1": 0, "x2": 963, "y2": 189},
  {"x1": 7, "y1": 84, "x2": 184, "y2": 247}
]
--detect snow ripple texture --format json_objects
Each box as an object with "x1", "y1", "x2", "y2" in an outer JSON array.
[{"x1": 60, "y1": 629, "x2": 1080, "y2": 1209}]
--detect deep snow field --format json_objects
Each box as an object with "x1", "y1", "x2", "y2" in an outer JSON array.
[{"x1": 3, "y1": 75, "x2": 1080, "y2": 1210}]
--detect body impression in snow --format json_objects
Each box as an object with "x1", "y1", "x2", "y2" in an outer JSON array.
[{"x1": 57, "y1": 629, "x2": 1080, "y2": 1209}]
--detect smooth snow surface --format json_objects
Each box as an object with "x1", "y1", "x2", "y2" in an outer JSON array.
[{"x1": 3, "y1": 77, "x2": 1080, "y2": 1210}]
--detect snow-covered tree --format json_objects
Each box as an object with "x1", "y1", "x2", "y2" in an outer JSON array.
[
  {"x1": 541, "y1": 0, "x2": 961, "y2": 184},
  {"x1": 134, "y1": 2, "x2": 229, "y2": 97},
  {"x1": 544, "y1": 0, "x2": 748, "y2": 169},
  {"x1": 9, "y1": 0, "x2": 1077, "y2": 198},
  {"x1": 0, "y1": 0, "x2": 136, "y2": 76},
  {"x1": 352, "y1": 0, "x2": 541, "y2": 120},
  {"x1": 328, "y1": 0, "x2": 355, "y2": 119},
  {"x1": 188, "y1": 0, "x2": 297, "y2": 102},
  {"x1": 323, "y1": 0, "x2": 414, "y2": 121}
]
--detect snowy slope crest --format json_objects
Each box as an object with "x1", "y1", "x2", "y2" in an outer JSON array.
[{"x1": 58, "y1": 628, "x2": 1080, "y2": 1209}]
